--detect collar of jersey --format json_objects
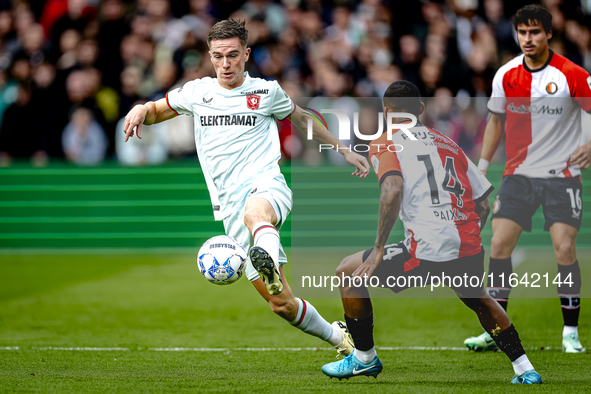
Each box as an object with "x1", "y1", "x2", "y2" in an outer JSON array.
[
  {"x1": 522, "y1": 50, "x2": 553, "y2": 73},
  {"x1": 215, "y1": 72, "x2": 251, "y2": 91}
]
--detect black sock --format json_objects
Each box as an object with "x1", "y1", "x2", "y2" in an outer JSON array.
[
  {"x1": 491, "y1": 324, "x2": 526, "y2": 362},
  {"x1": 558, "y1": 260, "x2": 582, "y2": 327},
  {"x1": 487, "y1": 257, "x2": 513, "y2": 311},
  {"x1": 345, "y1": 314, "x2": 374, "y2": 351}
]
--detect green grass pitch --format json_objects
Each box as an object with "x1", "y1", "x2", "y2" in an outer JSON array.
[{"x1": 1, "y1": 249, "x2": 590, "y2": 393}]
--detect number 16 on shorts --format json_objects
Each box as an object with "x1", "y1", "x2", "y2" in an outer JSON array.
[{"x1": 566, "y1": 187, "x2": 582, "y2": 219}]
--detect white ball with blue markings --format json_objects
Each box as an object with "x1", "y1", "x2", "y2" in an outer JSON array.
[{"x1": 198, "y1": 235, "x2": 247, "y2": 285}]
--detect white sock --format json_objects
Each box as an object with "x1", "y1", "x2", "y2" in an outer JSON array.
[
  {"x1": 563, "y1": 325, "x2": 578, "y2": 337},
  {"x1": 289, "y1": 298, "x2": 334, "y2": 344},
  {"x1": 355, "y1": 347, "x2": 377, "y2": 364},
  {"x1": 252, "y1": 222, "x2": 280, "y2": 266},
  {"x1": 512, "y1": 354, "x2": 534, "y2": 376},
  {"x1": 329, "y1": 325, "x2": 343, "y2": 347}
]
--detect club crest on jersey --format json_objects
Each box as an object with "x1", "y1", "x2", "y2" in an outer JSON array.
[
  {"x1": 492, "y1": 196, "x2": 501, "y2": 214},
  {"x1": 247, "y1": 95, "x2": 260, "y2": 110},
  {"x1": 546, "y1": 82, "x2": 558, "y2": 94}
]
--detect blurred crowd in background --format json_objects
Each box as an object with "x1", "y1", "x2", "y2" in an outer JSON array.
[{"x1": 0, "y1": 0, "x2": 589, "y2": 167}]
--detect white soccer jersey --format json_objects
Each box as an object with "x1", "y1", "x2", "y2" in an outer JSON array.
[
  {"x1": 369, "y1": 123, "x2": 493, "y2": 262},
  {"x1": 488, "y1": 51, "x2": 591, "y2": 178},
  {"x1": 166, "y1": 72, "x2": 295, "y2": 220}
]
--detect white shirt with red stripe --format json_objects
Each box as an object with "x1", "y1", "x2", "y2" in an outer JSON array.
[
  {"x1": 166, "y1": 72, "x2": 295, "y2": 220},
  {"x1": 369, "y1": 124, "x2": 493, "y2": 262},
  {"x1": 488, "y1": 51, "x2": 591, "y2": 178}
]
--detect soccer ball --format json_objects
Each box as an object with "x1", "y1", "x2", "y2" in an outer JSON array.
[{"x1": 198, "y1": 235, "x2": 247, "y2": 285}]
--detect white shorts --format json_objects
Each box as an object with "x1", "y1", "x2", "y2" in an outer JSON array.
[{"x1": 222, "y1": 175, "x2": 292, "y2": 282}]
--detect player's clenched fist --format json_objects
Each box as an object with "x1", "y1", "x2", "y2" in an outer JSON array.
[{"x1": 123, "y1": 104, "x2": 148, "y2": 142}]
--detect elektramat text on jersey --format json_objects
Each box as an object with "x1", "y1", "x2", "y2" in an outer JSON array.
[{"x1": 199, "y1": 115, "x2": 258, "y2": 127}]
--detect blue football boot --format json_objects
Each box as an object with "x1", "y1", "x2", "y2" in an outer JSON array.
[
  {"x1": 322, "y1": 351, "x2": 383, "y2": 380},
  {"x1": 511, "y1": 369, "x2": 542, "y2": 384}
]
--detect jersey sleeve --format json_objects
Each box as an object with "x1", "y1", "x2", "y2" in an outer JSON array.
[
  {"x1": 568, "y1": 67, "x2": 591, "y2": 113},
  {"x1": 370, "y1": 146, "x2": 402, "y2": 185},
  {"x1": 166, "y1": 80, "x2": 197, "y2": 117},
  {"x1": 465, "y1": 153, "x2": 494, "y2": 203},
  {"x1": 270, "y1": 81, "x2": 295, "y2": 120},
  {"x1": 487, "y1": 68, "x2": 507, "y2": 115}
]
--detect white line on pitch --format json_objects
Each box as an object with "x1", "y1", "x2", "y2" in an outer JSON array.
[
  {"x1": 33, "y1": 347, "x2": 131, "y2": 351},
  {"x1": 1, "y1": 346, "x2": 557, "y2": 352}
]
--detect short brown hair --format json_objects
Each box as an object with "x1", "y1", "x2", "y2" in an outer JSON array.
[
  {"x1": 207, "y1": 19, "x2": 248, "y2": 48},
  {"x1": 513, "y1": 4, "x2": 552, "y2": 34}
]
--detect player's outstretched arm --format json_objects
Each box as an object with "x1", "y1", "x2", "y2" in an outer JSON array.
[
  {"x1": 123, "y1": 98, "x2": 177, "y2": 142},
  {"x1": 352, "y1": 174, "x2": 403, "y2": 279},
  {"x1": 290, "y1": 105, "x2": 370, "y2": 178},
  {"x1": 478, "y1": 113, "x2": 505, "y2": 176}
]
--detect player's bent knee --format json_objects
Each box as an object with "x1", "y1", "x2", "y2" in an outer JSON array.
[
  {"x1": 555, "y1": 241, "x2": 576, "y2": 264},
  {"x1": 243, "y1": 209, "x2": 261, "y2": 229},
  {"x1": 336, "y1": 254, "x2": 359, "y2": 278},
  {"x1": 490, "y1": 236, "x2": 513, "y2": 258}
]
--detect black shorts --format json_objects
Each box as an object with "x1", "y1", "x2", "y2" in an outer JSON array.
[
  {"x1": 362, "y1": 243, "x2": 485, "y2": 297},
  {"x1": 491, "y1": 175, "x2": 582, "y2": 232}
]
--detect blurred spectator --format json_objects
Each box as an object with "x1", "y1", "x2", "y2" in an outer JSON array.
[
  {"x1": 448, "y1": 106, "x2": 486, "y2": 160},
  {"x1": 96, "y1": 0, "x2": 129, "y2": 88},
  {"x1": 0, "y1": 83, "x2": 47, "y2": 167},
  {"x1": 422, "y1": 87, "x2": 460, "y2": 137},
  {"x1": 62, "y1": 106, "x2": 107, "y2": 165},
  {"x1": 395, "y1": 35, "x2": 422, "y2": 88},
  {"x1": 115, "y1": 100, "x2": 168, "y2": 166}
]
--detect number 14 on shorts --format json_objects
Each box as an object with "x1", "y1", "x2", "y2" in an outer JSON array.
[{"x1": 487, "y1": 272, "x2": 574, "y2": 288}]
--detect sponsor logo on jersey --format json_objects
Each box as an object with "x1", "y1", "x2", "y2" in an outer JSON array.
[
  {"x1": 247, "y1": 95, "x2": 260, "y2": 110},
  {"x1": 546, "y1": 82, "x2": 558, "y2": 94},
  {"x1": 203, "y1": 97, "x2": 213, "y2": 104},
  {"x1": 492, "y1": 196, "x2": 501, "y2": 214},
  {"x1": 507, "y1": 102, "x2": 563, "y2": 115},
  {"x1": 200, "y1": 115, "x2": 258, "y2": 126},
  {"x1": 240, "y1": 89, "x2": 269, "y2": 95},
  {"x1": 507, "y1": 82, "x2": 516, "y2": 88}
]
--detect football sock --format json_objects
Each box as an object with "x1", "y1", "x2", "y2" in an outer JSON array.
[
  {"x1": 252, "y1": 222, "x2": 280, "y2": 266},
  {"x1": 491, "y1": 324, "x2": 526, "y2": 362},
  {"x1": 355, "y1": 347, "x2": 377, "y2": 364},
  {"x1": 558, "y1": 260, "x2": 581, "y2": 328},
  {"x1": 328, "y1": 325, "x2": 343, "y2": 346},
  {"x1": 512, "y1": 354, "x2": 535, "y2": 376},
  {"x1": 563, "y1": 325, "x2": 578, "y2": 337},
  {"x1": 289, "y1": 298, "x2": 334, "y2": 343},
  {"x1": 344, "y1": 314, "x2": 374, "y2": 351},
  {"x1": 487, "y1": 257, "x2": 512, "y2": 311}
]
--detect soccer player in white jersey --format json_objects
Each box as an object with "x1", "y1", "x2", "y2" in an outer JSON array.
[
  {"x1": 321, "y1": 81, "x2": 541, "y2": 384},
  {"x1": 464, "y1": 4, "x2": 591, "y2": 354},
  {"x1": 123, "y1": 19, "x2": 371, "y2": 358}
]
